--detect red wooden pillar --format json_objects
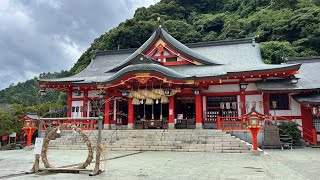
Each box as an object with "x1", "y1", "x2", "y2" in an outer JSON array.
[
  {"x1": 169, "y1": 96, "x2": 175, "y2": 129},
  {"x1": 262, "y1": 93, "x2": 270, "y2": 115},
  {"x1": 67, "y1": 87, "x2": 72, "y2": 117},
  {"x1": 104, "y1": 95, "x2": 110, "y2": 129},
  {"x1": 300, "y1": 104, "x2": 314, "y2": 143},
  {"x1": 217, "y1": 116, "x2": 221, "y2": 129},
  {"x1": 240, "y1": 90, "x2": 246, "y2": 116},
  {"x1": 195, "y1": 94, "x2": 203, "y2": 129},
  {"x1": 128, "y1": 98, "x2": 134, "y2": 129},
  {"x1": 82, "y1": 90, "x2": 88, "y2": 117}
]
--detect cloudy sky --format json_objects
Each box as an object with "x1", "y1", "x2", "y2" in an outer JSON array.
[{"x1": 0, "y1": 0, "x2": 159, "y2": 90}]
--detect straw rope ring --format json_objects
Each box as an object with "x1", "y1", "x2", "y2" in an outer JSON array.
[{"x1": 41, "y1": 123, "x2": 94, "y2": 169}]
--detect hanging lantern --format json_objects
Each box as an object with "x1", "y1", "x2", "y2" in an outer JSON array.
[
  {"x1": 220, "y1": 102, "x2": 225, "y2": 109},
  {"x1": 39, "y1": 89, "x2": 47, "y2": 96},
  {"x1": 145, "y1": 98, "x2": 154, "y2": 105},
  {"x1": 161, "y1": 96, "x2": 169, "y2": 104},
  {"x1": 163, "y1": 88, "x2": 171, "y2": 96},
  {"x1": 312, "y1": 106, "x2": 318, "y2": 116},
  {"x1": 232, "y1": 102, "x2": 237, "y2": 109},
  {"x1": 156, "y1": 99, "x2": 159, "y2": 104},
  {"x1": 225, "y1": 102, "x2": 230, "y2": 110}
]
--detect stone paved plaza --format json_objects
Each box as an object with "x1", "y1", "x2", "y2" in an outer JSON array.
[{"x1": 0, "y1": 148, "x2": 319, "y2": 180}]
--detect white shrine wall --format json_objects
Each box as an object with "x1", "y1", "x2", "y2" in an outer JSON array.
[
  {"x1": 202, "y1": 83, "x2": 302, "y2": 118},
  {"x1": 71, "y1": 101, "x2": 83, "y2": 118},
  {"x1": 269, "y1": 95, "x2": 301, "y2": 117}
]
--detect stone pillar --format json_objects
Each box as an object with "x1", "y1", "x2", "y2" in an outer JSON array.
[
  {"x1": 195, "y1": 94, "x2": 203, "y2": 129},
  {"x1": 128, "y1": 98, "x2": 134, "y2": 129},
  {"x1": 168, "y1": 96, "x2": 175, "y2": 129},
  {"x1": 104, "y1": 95, "x2": 110, "y2": 129}
]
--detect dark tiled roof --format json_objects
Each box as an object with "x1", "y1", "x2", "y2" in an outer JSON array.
[
  {"x1": 256, "y1": 59, "x2": 320, "y2": 92},
  {"x1": 292, "y1": 93, "x2": 320, "y2": 105},
  {"x1": 39, "y1": 28, "x2": 300, "y2": 85},
  {"x1": 107, "y1": 27, "x2": 223, "y2": 72},
  {"x1": 26, "y1": 112, "x2": 39, "y2": 120},
  {"x1": 159, "y1": 28, "x2": 222, "y2": 65},
  {"x1": 284, "y1": 56, "x2": 320, "y2": 64},
  {"x1": 106, "y1": 63, "x2": 190, "y2": 82}
]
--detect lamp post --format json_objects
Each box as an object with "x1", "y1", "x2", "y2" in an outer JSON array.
[
  {"x1": 193, "y1": 89, "x2": 200, "y2": 95},
  {"x1": 290, "y1": 76, "x2": 299, "y2": 84},
  {"x1": 247, "y1": 113, "x2": 261, "y2": 154},
  {"x1": 22, "y1": 118, "x2": 38, "y2": 147},
  {"x1": 239, "y1": 82, "x2": 248, "y2": 90},
  {"x1": 164, "y1": 88, "x2": 171, "y2": 96}
]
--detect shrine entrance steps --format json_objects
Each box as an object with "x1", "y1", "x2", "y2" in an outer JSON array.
[{"x1": 49, "y1": 129, "x2": 252, "y2": 153}]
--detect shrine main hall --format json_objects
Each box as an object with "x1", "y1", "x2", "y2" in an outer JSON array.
[{"x1": 40, "y1": 25, "x2": 320, "y2": 144}]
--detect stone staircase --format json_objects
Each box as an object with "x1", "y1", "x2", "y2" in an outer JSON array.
[{"x1": 49, "y1": 129, "x2": 252, "y2": 153}]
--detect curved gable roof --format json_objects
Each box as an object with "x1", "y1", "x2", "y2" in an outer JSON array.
[{"x1": 108, "y1": 26, "x2": 222, "y2": 72}]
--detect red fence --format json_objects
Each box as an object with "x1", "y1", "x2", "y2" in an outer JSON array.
[
  {"x1": 217, "y1": 115, "x2": 318, "y2": 145},
  {"x1": 41, "y1": 118, "x2": 99, "y2": 130},
  {"x1": 275, "y1": 116, "x2": 318, "y2": 145}
]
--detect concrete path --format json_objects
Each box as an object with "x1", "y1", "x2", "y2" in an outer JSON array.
[{"x1": 0, "y1": 148, "x2": 319, "y2": 179}]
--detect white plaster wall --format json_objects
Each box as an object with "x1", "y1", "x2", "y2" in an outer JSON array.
[
  {"x1": 245, "y1": 94, "x2": 264, "y2": 114},
  {"x1": 163, "y1": 49, "x2": 170, "y2": 55},
  {"x1": 246, "y1": 83, "x2": 258, "y2": 91},
  {"x1": 88, "y1": 90, "x2": 100, "y2": 98},
  {"x1": 204, "y1": 83, "x2": 257, "y2": 93},
  {"x1": 202, "y1": 96, "x2": 207, "y2": 120},
  {"x1": 269, "y1": 96, "x2": 301, "y2": 116},
  {"x1": 177, "y1": 57, "x2": 183, "y2": 61},
  {"x1": 205, "y1": 84, "x2": 239, "y2": 93},
  {"x1": 72, "y1": 91, "x2": 83, "y2": 98},
  {"x1": 71, "y1": 101, "x2": 83, "y2": 118},
  {"x1": 237, "y1": 95, "x2": 241, "y2": 115}
]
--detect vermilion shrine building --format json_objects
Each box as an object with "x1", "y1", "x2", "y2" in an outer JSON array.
[{"x1": 39, "y1": 26, "x2": 320, "y2": 145}]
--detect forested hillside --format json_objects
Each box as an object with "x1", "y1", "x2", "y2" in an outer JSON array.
[
  {"x1": 1, "y1": 0, "x2": 320, "y2": 106},
  {"x1": 70, "y1": 0, "x2": 320, "y2": 74}
]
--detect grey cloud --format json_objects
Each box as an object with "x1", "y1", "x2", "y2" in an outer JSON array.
[{"x1": 0, "y1": 0, "x2": 159, "y2": 90}]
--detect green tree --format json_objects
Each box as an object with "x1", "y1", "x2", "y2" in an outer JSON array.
[{"x1": 260, "y1": 41, "x2": 299, "y2": 64}]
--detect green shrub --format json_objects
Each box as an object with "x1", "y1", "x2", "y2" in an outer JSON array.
[{"x1": 278, "y1": 121, "x2": 302, "y2": 145}]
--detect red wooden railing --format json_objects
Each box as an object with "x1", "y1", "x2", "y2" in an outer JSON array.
[
  {"x1": 275, "y1": 116, "x2": 318, "y2": 145},
  {"x1": 41, "y1": 117, "x2": 98, "y2": 130},
  {"x1": 217, "y1": 116, "x2": 246, "y2": 130},
  {"x1": 217, "y1": 115, "x2": 318, "y2": 145}
]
